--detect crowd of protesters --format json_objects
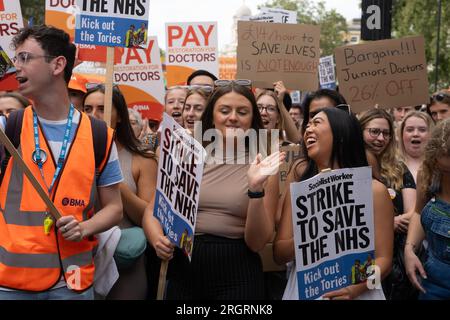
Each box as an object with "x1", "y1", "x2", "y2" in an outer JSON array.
[{"x1": 0, "y1": 25, "x2": 449, "y2": 301}]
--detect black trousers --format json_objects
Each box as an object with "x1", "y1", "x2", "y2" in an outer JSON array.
[{"x1": 166, "y1": 234, "x2": 264, "y2": 300}]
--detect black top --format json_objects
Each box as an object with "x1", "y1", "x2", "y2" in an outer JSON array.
[{"x1": 386, "y1": 165, "x2": 416, "y2": 216}]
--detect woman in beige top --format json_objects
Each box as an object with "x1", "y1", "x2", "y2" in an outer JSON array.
[{"x1": 143, "y1": 81, "x2": 285, "y2": 299}]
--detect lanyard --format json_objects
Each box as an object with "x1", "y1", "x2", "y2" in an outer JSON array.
[{"x1": 32, "y1": 104, "x2": 75, "y2": 195}]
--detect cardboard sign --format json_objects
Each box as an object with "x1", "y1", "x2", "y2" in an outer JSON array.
[
  {"x1": 153, "y1": 114, "x2": 205, "y2": 260},
  {"x1": 0, "y1": 1, "x2": 24, "y2": 59},
  {"x1": 279, "y1": 144, "x2": 303, "y2": 197},
  {"x1": 335, "y1": 36, "x2": 429, "y2": 113},
  {"x1": 165, "y1": 22, "x2": 218, "y2": 87},
  {"x1": 290, "y1": 167, "x2": 375, "y2": 300},
  {"x1": 319, "y1": 55, "x2": 336, "y2": 90},
  {"x1": 75, "y1": 0, "x2": 150, "y2": 48},
  {"x1": 114, "y1": 36, "x2": 165, "y2": 121},
  {"x1": 260, "y1": 7, "x2": 297, "y2": 24},
  {"x1": 237, "y1": 21, "x2": 320, "y2": 90}
]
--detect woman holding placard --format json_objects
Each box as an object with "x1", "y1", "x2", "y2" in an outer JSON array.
[
  {"x1": 83, "y1": 85, "x2": 158, "y2": 299},
  {"x1": 274, "y1": 107, "x2": 394, "y2": 299},
  {"x1": 144, "y1": 82, "x2": 285, "y2": 299},
  {"x1": 404, "y1": 118, "x2": 450, "y2": 300},
  {"x1": 359, "y1": 109, "x2": 418, "y2": 300}
]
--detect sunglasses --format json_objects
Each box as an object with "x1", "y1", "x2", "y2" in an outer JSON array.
[
  {"x1": 432, "y1": 92, "x2": 450, "y2": 103},
  {"x1": 214, "y1": 79, "x2": 252, "y2": 88},
  {"x1": 336, "y1": 104, "x2": 351, "y2": 114},
  {"x1": 85, "y1": 82, "x2": 119, "y2": 91}
]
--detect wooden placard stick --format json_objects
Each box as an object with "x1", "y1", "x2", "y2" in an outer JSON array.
[
  {"x1": 157, "y1": 260, "x2": 169, "y2": 300},
  {"x1": 104, "y1": 46, "x2": 115, "y2": 127},
  {"x1": 0, "y1": 128, "x2": 61, "y2": 219}
]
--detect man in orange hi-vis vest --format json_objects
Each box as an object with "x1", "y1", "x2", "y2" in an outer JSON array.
[{"x1": 0, "y1": 25, "x2": 123, "y2": 300}]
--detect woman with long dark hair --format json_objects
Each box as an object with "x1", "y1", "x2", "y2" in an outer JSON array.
[
  {"x1": 143, "y1": 82, "x2": 285, "y2": 299},
  {"x1": 274, "y1": 107, "x2": 394, "y2": 299},
  {"x1": 83, "y1": 85, "x2": 158, "y2": 299}
]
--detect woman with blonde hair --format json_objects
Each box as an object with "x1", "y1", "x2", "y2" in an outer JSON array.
[
  {"x1": 181, "y1": 87, "x2": 210, "y2": 134},
  {"x1": 399, "y1": 111, "x2": 434, "y2": 182},
  {"x1": 404, "y1": 118, "x2": 450, "y2": 299},
  {"x1": 359, "y1": 108, "x2": 417, "y2": 299}
]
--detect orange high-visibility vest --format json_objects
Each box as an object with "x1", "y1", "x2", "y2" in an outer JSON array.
[{"x1": 0, "y1": 107, "x2": 114, "y2": 292}]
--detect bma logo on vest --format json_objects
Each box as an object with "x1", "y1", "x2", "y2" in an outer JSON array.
[{"x1": 62, "y1": 197, "x2": 85, "y2": 207}]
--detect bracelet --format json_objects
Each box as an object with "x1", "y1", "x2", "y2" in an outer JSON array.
[{"x1": 248, "y1": 189, "x2": 265, "y2": 199}]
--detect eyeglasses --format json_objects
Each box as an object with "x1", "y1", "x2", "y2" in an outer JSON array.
[
  {"x1": 257, "y1": 104, "x2": 278, "y2": 114},
  {"x1": 336, "y1": 104, "x2": 351, "y2": 114},
  {"x1": 189, "y1": 84, "x2": 214, "y2": 93},
  {"x1": 432, "y1": 92, "x2": 450, "y2": 103},
  {"x1": 85, "y1": 82, "x2": 119, "y2": 91},
  {"x1": 167, "y1": 85, "x2": 214, "y2": 93},
  {"x1": 12, "y1": 52, "x2": 56, "y2": 66},
  {"x1": 214, "y1": 79, "x2": 252, "y2": 88},
  {"x1": 366, "y1": 128, "x2": 391, "y2": 139}
]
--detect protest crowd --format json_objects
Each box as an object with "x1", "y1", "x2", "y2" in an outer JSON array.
[{"x1": 0, "y1": 1, "x2": 449, "y2": 302}]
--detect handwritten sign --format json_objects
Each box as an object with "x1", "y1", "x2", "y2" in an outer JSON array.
[
  {"x1": 335, "y1": 36, "x2": 429, "y2": 113},
  {"x1": 153, "y1": 114, "x2": 205, "y2": 260},
  {"x1": 165, "y1": 22, "x2": 218, "y2": 87},
  {"x1": 237, "y1": 21, "x2": 320, "y2": 90},
  {"x1": 290, "y1": 167, "x2": 375, "y2": 300},
  {"x1": 279, "y1": 144, "x2": 303, "y2": 197},
  {"x1": 75, "y1": 0, "x2": 150, "y2": 48}
]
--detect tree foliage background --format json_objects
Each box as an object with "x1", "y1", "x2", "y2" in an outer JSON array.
[
  {"x1": 259, "y1": 0, "x2": 348, "y2": 56},
  {"x1": 392, "y1": 0, "x2": 450, "y2": 90}
]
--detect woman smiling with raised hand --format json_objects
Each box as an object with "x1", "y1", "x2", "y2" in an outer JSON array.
[
  {"x1": 399, "y1": 111, "x2": 434, "y2": 182},
  {"x1": 359, "y1": 108, "x2": 418, "y2": 300},
  {"x1": 143, "y1": 82, "x2": 285, "y2": 300},
  {"x1": 274, "y1": 107, "x2": 394, "y2": 300}
]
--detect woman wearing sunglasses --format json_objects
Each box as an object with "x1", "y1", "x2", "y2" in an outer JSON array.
[
  {"x1": 428, "y1": 91, "x2": 450, "y2": 123},
  {"x1": 143, "y1": 82, "x2": 285, "y2": 299},
  {"x1": 359, "y1": 108, "x2": 418, "y2": 300},
  {"x1": 404, "y1": 118, "x2": 450, "y2": 300},
  {"x1": 83, "y1": 85, "x2": 158, "y2": 299},
  {"x1": 274, "y1": 107, "x2": 394, "y2": 299}
]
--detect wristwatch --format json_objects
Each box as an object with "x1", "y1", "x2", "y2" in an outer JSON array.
[{"x1": 248, "y1": 189, "x2": 265, "y2": 198}]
